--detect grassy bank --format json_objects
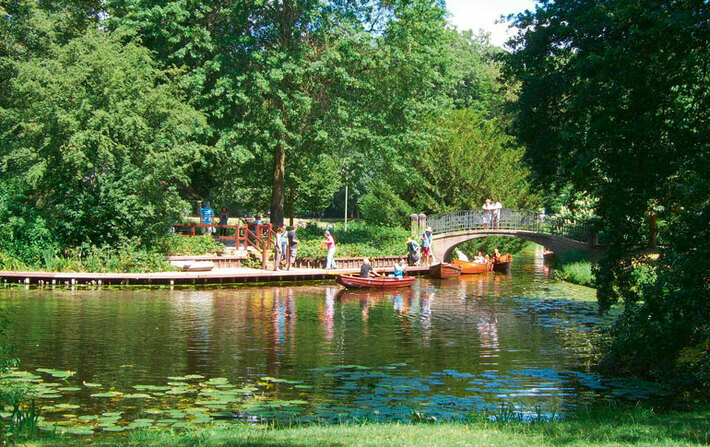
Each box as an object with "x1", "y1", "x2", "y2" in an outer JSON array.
[
  {"x1": 25, "y1": 404, "x2": 710, "y2": 446},
  {"x1": 553, "y1": 251, "x2": 595, "y2": 288}
]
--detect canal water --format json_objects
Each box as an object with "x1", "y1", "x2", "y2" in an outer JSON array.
[{"x1": 0, "y1": 249, "x2": 662, "y2": 434}]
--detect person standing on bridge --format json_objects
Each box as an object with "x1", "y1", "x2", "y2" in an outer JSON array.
[
  {"x1": 421, "y1": 227, "x2": 434, "y2": 266},
  {"x1": 482, "y1": 199, "x2": 493, "y2": 229},
  {"x1": 493, "y1": 199, "x2": 503, "y2": 229}
]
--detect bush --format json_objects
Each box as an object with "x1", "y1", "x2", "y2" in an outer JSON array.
[
  {"x1": 154, "y1": 234, "x2": 225, "y2": 256},
  {"x1": 296, "y1": 221, "x2": 410, "y2": 258},
  {"x1": 359, "y1": 188, "x2": 414, "y2": 227}
]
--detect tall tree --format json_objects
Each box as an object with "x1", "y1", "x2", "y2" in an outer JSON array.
[
  {"x1": 0, "y1": 31, "x2": 209, "y2": 246},
  {"x1": 506, "y1": 0, "x2": 710, "y2": 387}
]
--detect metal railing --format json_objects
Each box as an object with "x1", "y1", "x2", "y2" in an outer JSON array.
[{"x1": 427, "y1": 209, "x2": 590, "y2": 242}]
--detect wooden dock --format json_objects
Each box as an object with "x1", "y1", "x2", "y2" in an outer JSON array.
[{"x1": 0, "y1": 266, "x2": 430, "y2": 287}]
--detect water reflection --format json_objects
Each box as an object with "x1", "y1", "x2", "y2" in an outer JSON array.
[{"x1": 0, "y1": 251, "x2": 628, "y2": 426}]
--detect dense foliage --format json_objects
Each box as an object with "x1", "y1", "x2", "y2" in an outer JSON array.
[
  {"x1": 0, "y1": 27, "x2": 209, "y2": 251},
  {"x1": 507, "y1": 0, "x2": 710, "y2": 389},
  {"x1": 0, "y1": 0, "x2": 533, "y2": 262}
]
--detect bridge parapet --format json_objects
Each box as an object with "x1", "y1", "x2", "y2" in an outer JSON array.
[
  {"x1": 427, "y1": 209, "x2": 591, "y2": 243},
  {"x1": 428, "y1": 209, "x2": 540, "y2": 233}
]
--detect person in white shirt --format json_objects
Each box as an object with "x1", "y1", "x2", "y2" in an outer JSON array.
[
  {"x1": 493, "y1": 199, "x2": 503, "y2": 229},
  {"x1": 482, "y1": 199, "x2": 493, "y2": 229}
]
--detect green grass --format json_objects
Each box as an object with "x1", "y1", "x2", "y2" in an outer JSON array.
[
  {"x1": 553, "y1": 250, "x2": 596, "y2": 288},
  {"x1": 25, "y1": 404, "x2": 710, "y2": 446},
  {"x1": 555, "y1": 261, "x2": 595, "y2": 288}
]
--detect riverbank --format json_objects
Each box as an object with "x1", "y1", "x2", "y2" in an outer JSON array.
[{"x1": 24, "y1": 403, "x2": 710, "y2": 446}]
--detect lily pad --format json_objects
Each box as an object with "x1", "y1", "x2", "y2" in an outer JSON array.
[
  {"x1": 120, "y1": 393, "x2": 153, "y2": 399},
  {"x1": 36, "y1": 368, "x2": 76, "y2": 379},
  {"x1": 91, "y1": 391, "x2": 123, "y2": 398},
  {"x1": 57, "y1": 387, "x2": 81, "y2": 392},
  {"x1": 54, "y1": 404, "x2": 81, "y2": 410},
  {"x1": 82, "y1": 382, "x2": 102, "y2": 388}
]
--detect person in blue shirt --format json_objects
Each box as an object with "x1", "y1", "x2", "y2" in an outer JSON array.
[
  {"x1": 273, "y1": 226, "x2": 286, "y2": 271},
  {"x1": 200, "y1": 201, "x2": 215, "y2": 234},
  {"x1": 421, "y1": 226, "x2": 434, "y2": 265},
  {"x1": 391, "y1": 258, "x2": 407, "y2": 279}
]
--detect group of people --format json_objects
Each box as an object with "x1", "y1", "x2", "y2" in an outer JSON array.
[
  {"x1": 273, "y1": 224, "x2": 300, "y2": 271},
  {"x1": 482, "y1": 199, "x2": 503, "y2": 229},
  {"x1": 359, "y1": 257, "x2": 407, "y2": 279},
  {"x1": 406, "y1": 226, "x2": 435, "y2": 266},
  {"x1": 199, "y1": 201, "x2": 264, "y2": 237}
]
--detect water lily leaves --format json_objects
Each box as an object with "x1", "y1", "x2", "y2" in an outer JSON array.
[
  {"x1": 82, "y1": 381, "x2": 102, "y2": 388},
  {"x1": 54, "y1": 403, "x2": 81, "y2": 410},
  {"x1": 101, "y1": 412, "x2": 122, "y2": 417},
  {"x1": 167, "y1": 374, "x2": 204, "y2": 381},
  {"x1": 2, "y1": 370, "x2": 42, "y2": 382},
  {"x1": 78, "y1": 415, "x2": 99, "y2": 421},
  {"x1": 57, "y1": 386, "x2": 81, "y2": 392},
  {"x1": 120, "y1": 393, "x2": 153, "y2": 399},
  {"x1": 133, "y1": 385, "x2": 172, "y2": 392},
  {"x1": 36, "y1": 368, "x2": 76, "y2": 379},
  {"x1": 63, "y1": 426, "x2": 95, "y2": 435},
  {"x1": 205, "y1": 377, "x2": 230, "y2": 386},
  {"x1": 126, "y1": 419, "x2": 154, "y2": 430},
  {"x1": 259, "y1": 377, "x2": 302, "y2": 384},
  {"x1": 91, "y1": 391, "x2": 123, "y2": 398}
]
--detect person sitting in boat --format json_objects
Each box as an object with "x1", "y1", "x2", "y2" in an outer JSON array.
[
  {"x1": 493, "y1": 248, "x2": 502, "y2": 262},
  {"x1": 359, "y1": 258, "x2": 379, "y2": 278},
  {"x1": 455, "y1": 249, "x2": 469, "y2": 262},
  {"x1": 390, "y1": 258, "x2": 407, "y2": 279},
  {"x1": 474, "y1": 250, "x2": 488, "y2": 264},
  {"x1": 406, "y1": 238, "x2": 421, "y2": 266}
]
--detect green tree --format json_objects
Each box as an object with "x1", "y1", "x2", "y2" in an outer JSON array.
[
  {"x1": 506, "y1": 0, "x2": 709, "y2": 387},
  {"x1": 0, "y1": 30, "x2": 210, "y2": 247}
]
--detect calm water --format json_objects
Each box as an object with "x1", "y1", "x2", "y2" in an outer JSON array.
[{"x1": 0, "y1": 249, "x2": 659, "y2": 433}]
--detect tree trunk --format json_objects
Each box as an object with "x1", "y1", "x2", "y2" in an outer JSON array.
[{"x1": 271, "y1": 140, "x2": 285, "y2": 226}]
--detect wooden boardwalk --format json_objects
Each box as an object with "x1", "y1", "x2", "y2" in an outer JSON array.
[{"x1": 0, "y1": 266, "x2": 430, "y2": 287}]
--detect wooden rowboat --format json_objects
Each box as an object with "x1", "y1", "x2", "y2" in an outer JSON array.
[
  {"x1": 451, "y1": 258, "x2": 492, "y2": 274},
  {"x1": 492, "y1": 254, "x2": 513, "y2": 272},
  {"x1": 335, "y1": 274, "x2": 415, "y2": 289},
  {"x1": 429, "y1": 263, "x2": 462, "y2": 279}
]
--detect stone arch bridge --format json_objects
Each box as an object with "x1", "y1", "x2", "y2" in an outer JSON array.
[{"x1": 413, "y1": 209, "x2": 600, "y2": 262}]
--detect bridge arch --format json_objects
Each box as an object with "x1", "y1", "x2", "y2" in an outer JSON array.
[{"x1": 431, "y1": 230, "x2": 593, "y2": 262}]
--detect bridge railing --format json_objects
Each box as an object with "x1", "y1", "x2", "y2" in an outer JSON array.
[
  {"x1": 540, "y1": 216, "x2": 590, "y2": 242},
  {"x1": 428, "y1": 209, "x2": 541, "y2": 233},
  {"x1": 428, "y1": 209, "x2": 591, "y2": 243}
]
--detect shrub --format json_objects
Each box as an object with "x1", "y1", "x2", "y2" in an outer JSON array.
[
  {"x1": 297, "y1": 221, "x2": 410, "y2": 258},
  {"x1": 359, "y1": 188, "x2": 414, "y2": 227},
  {"x1": 154, "y1": 234, "x2": 225, "y2": 256}
]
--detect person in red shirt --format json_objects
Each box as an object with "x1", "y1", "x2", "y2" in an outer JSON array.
[{"x1": 319, "y1": 230, "x2": 338, "y2": 269}]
